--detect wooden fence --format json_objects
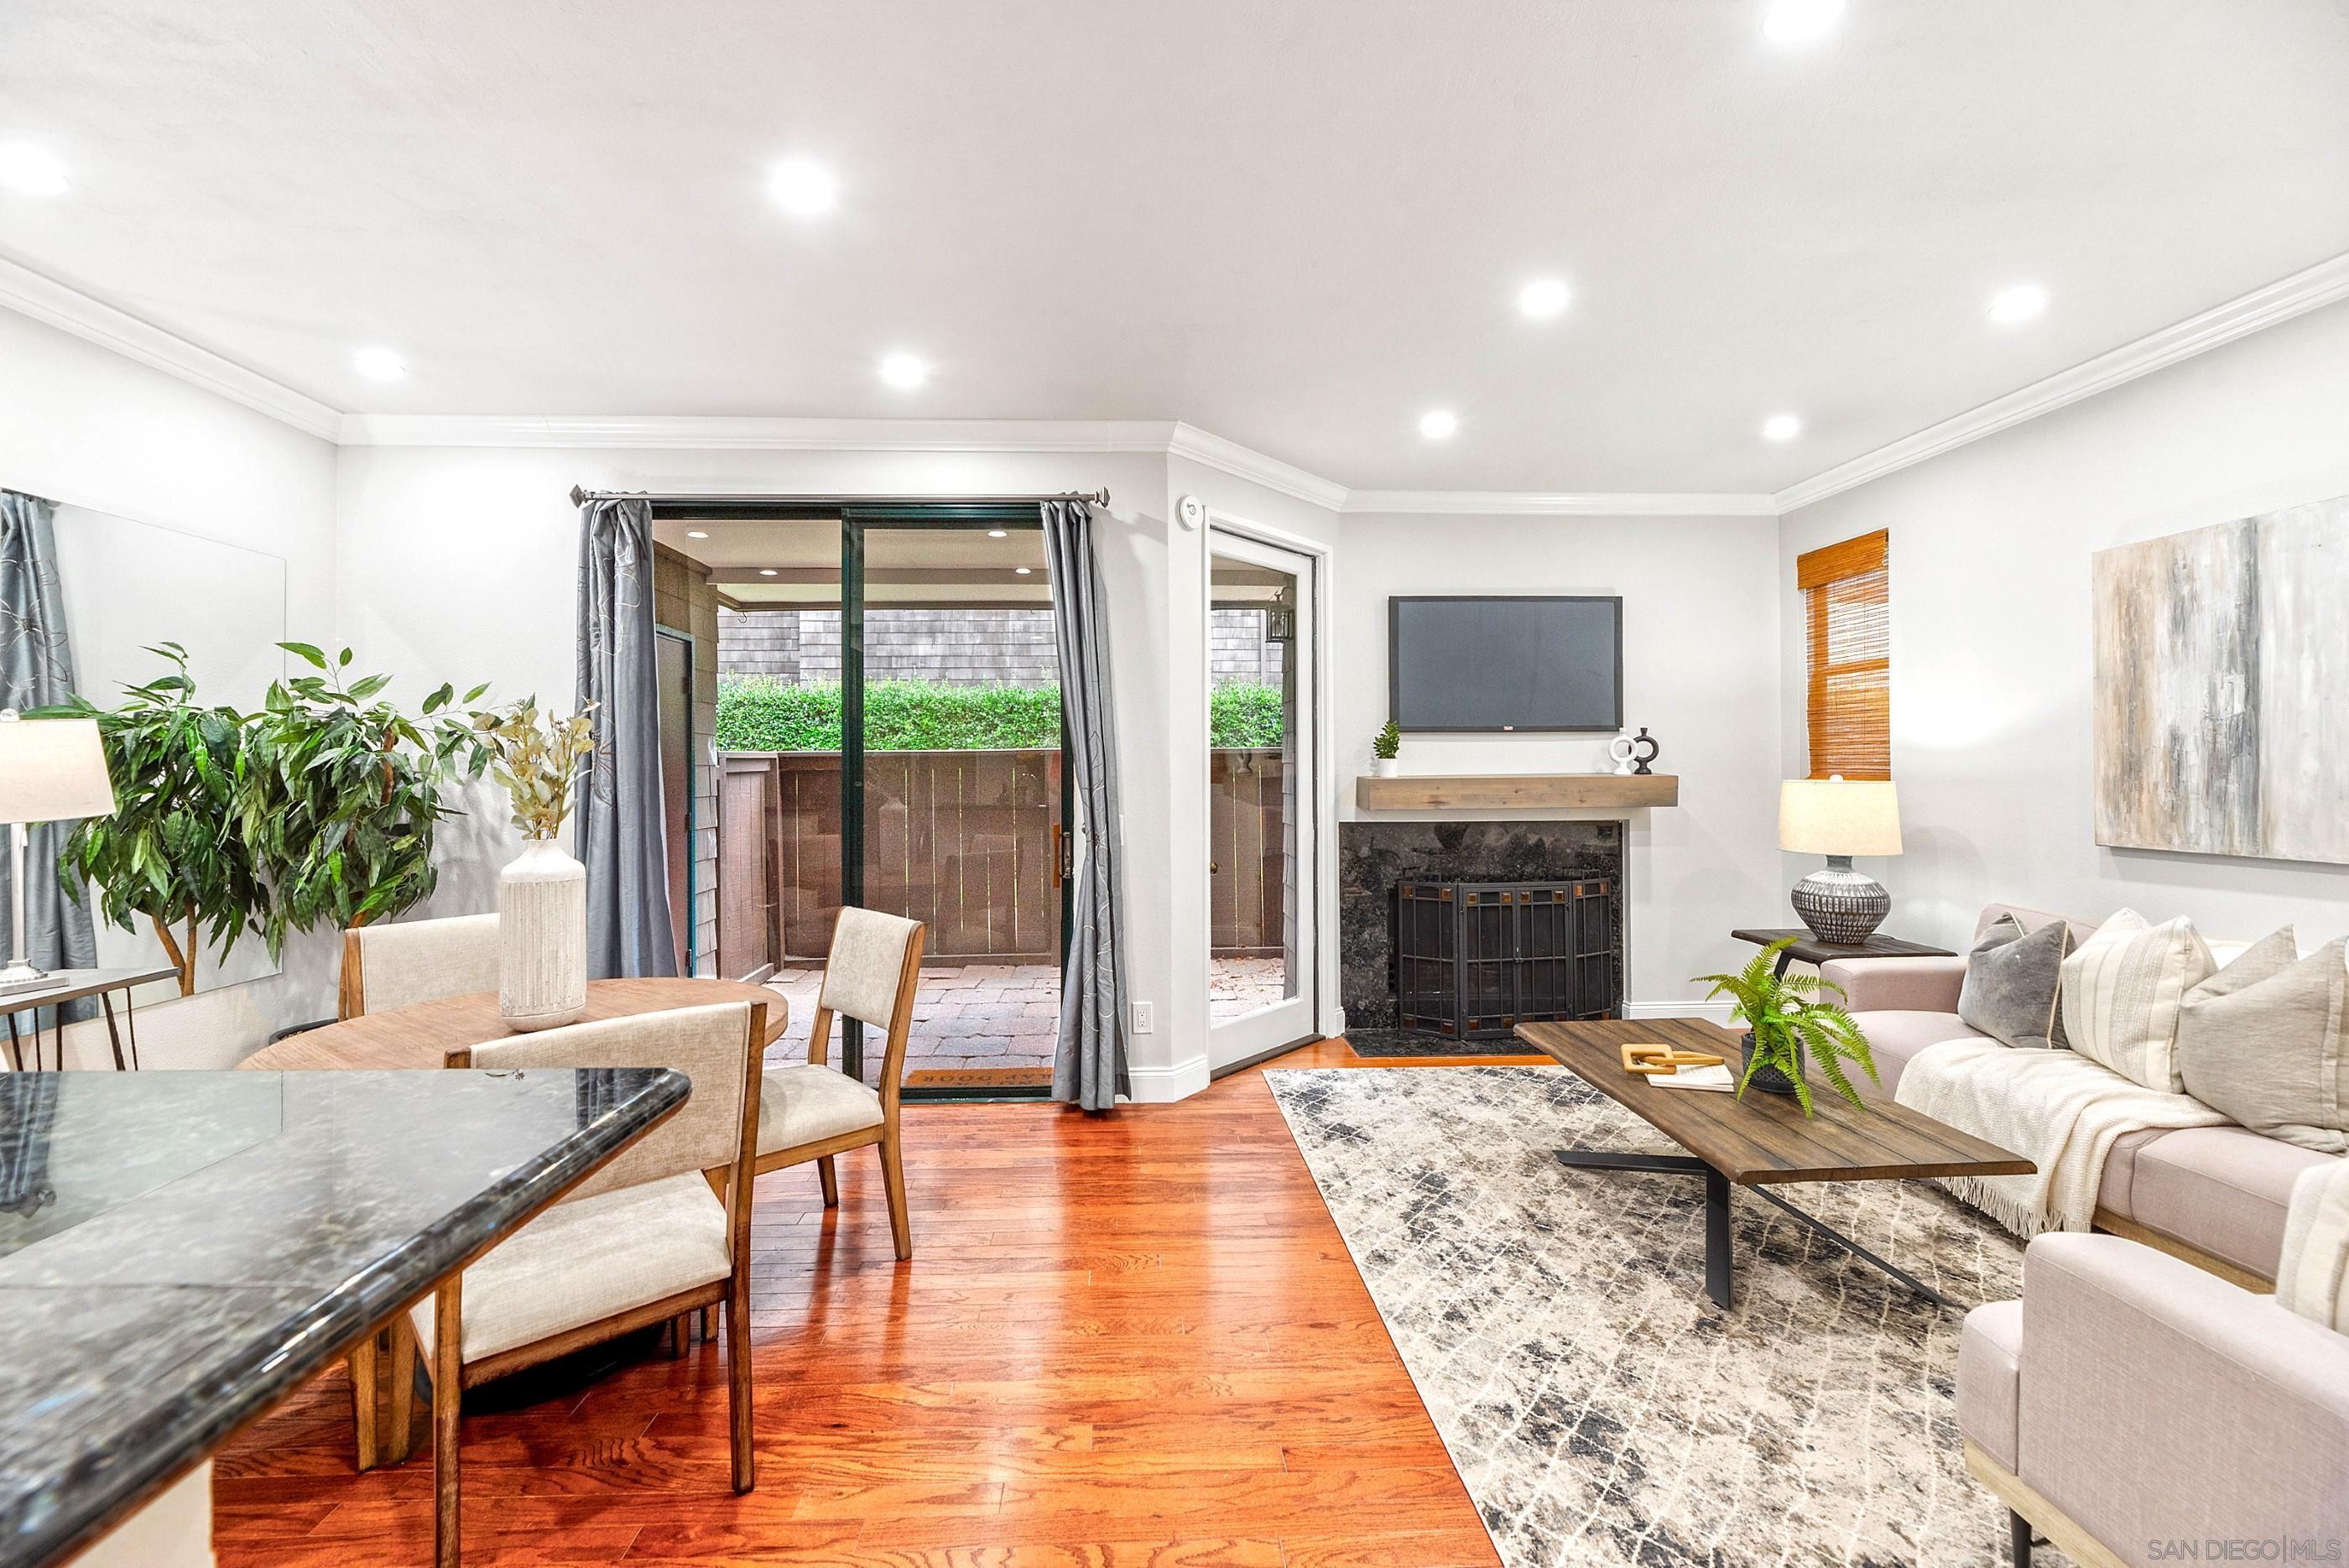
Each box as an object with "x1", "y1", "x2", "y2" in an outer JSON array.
[{"x1": 717, "y1": 748, "x2": 1287, "y2": 974}]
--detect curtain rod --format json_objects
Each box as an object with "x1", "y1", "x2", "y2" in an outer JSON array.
[{"x1": 568, "y1": 486, "x2": 1110, "y2": 508}]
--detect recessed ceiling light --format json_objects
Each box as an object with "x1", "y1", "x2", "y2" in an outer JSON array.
[
  {"x1": 768, "y1": 157, "x2": 836, "y2": 216},
  {"x1": 1014, "y1": 566, "x2": 1033, "y2": 576},
  {"x1": 1419, "y1": 409, "x2": 1459, "y2": 440},
  {"x1": 878, "y1": 352, "x2": 928, "y2": 390},
  {"x1": 1762, "y1": 414, "x2": 1802, "y2": 441},
  {"x1": 1987, "y1": 284, "x2": 2050, "y2": 324},
  {"x1": 758, "y1": 568, "x2": 779, "y2": 576},
  {"x1": 987, "y1": 529, "x2": 1008, "y2": 539},
  {"x1": 1762, "y1": 0, "x2": 1844, "y2": 44},
  {"x1": 352, "y1": 346, "x2": 405, "y2": 382},
  {"x1": 685, "y1": 529, "x2": 710, "y2": 539},
  {"x1": 0, "y1": 142, "x2": 68, "y2": 197},
  {"x1": 1518, "y1": 278, "x2": 1571, "y2": 320}
]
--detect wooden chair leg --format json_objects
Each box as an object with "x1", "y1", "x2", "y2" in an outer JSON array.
[
  {"x1": 668, "y1": 1311, "x2": 690, "y2": 1358},
  {"x1": 880, "y1": 1128, "x2": 912, "y2": 1262},
  {"x1": 816, "y1": 1154, "x2": 840, "y2": 1208},
  {"x1": 725, "y1": 1275, "x2": 755, "y2": 1492},
  {"x1": 433, "y1": 1279, "x2": 463, "y2": 1568},
  {"x1": 701, "y1": 1304, "x2": 717, "y2": 1341},
  {"x1": 348, "y1": 1332, "x2": 380, "y2": 1472},
  {"x1": 386, "y1": 1316, "x2": 418, "y2": 1465}
]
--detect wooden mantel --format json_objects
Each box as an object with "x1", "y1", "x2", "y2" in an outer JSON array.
[{"x1": 1354, "y1": 773, "x2": 1680, "y2": 811}]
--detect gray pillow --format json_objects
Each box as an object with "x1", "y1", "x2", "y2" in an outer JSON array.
[
  {"x1": 1958, "y1": 914, "x2": 2073, "y2": 1050},
  {"x1": 2177, "y1": 930, "x2": 2345, "y2": 1154}
]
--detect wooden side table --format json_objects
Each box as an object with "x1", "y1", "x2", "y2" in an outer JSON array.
[
  {"x1": 1730, "y1": 927, "x2": 1954, "y2": 979},
  {"x1": 0, "y1": 966, "x2": 180, "y2": 1071}
]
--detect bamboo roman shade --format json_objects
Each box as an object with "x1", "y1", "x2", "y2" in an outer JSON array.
[{"x1": 1797, "y1": 529, "x2": 1889, "y2": 780}]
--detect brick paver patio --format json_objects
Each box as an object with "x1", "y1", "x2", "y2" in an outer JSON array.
[{"x1": 761, "y1": 955, "x2": 1290, "y2": 1083}]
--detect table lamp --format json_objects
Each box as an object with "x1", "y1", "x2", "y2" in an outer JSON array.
[
  {"x1": 0, "y1": 710, "x2": 117, "y2": 997},
  {"x1": 1779, "y1": 776, "x2": 1901, "y2": 944}
]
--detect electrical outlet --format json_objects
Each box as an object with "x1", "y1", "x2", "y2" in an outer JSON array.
[{"x1": 1130, "y1": 1000, "x2": 1154, "y2": 1034}]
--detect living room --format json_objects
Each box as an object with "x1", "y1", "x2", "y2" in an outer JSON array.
[{"x1": 1, "y1": 3, "x2": 2343, "y2": 1566}]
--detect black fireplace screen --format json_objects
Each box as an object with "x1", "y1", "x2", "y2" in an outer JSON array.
[{"x1": 1395, "y1": 879, "x2": 1615, "y2": 1039}]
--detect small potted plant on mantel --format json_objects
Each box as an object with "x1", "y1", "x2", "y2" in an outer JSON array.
[
  {"x1": 1371, "y1": 719, "x2": 1402, "y2": 778},
  {"x1": 1691, "y1": 938, "x2": 1878, "y2": 1117}
]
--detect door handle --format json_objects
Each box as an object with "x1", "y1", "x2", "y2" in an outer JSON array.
[{"x1": 1052, "y1": 825, "x2": 1069, "y2": 887}]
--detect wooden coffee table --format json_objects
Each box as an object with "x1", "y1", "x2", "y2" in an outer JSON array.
[{"x1": 1513, "y1": 1017, "x2": 2033, "y2": 1310}]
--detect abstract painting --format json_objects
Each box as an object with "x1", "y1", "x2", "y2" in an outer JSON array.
[{"x1": 2093, "y1": 493, "x2": 2349, "y2": 862}]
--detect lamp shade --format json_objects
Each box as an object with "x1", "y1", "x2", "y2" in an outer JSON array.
[
  {"x1": 1779, "y1": 777, "x2": 1901, "y2": 857},
  {"x1": 0, "y1": 715, "x2": 117, "y2": 825}
]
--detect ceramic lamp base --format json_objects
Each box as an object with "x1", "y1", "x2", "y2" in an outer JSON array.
[{"x1": 1789, "y1": 855, "x2": 1890, "y2": 945}]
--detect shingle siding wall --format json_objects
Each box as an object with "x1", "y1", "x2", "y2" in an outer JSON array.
[{"x1": 721, "y1": 607, "x2": 1282, "y2": 686}]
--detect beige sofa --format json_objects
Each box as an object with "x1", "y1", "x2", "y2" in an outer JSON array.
[
  {"x1": 1821, "y1": 904, "x2": 2338, "y2": 1285},
  {"x1": 1956, "y1": 1232, "x2": 2349, "y2": 1567}
]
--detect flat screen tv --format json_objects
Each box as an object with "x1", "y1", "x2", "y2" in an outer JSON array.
[{"x1": 1388, "y1": 595, "x2": 1622, "y2": 732}]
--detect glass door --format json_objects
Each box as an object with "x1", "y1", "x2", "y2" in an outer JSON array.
[{"x1": 1206, "y1": 529, "x2": 1318, "y2": 1071}]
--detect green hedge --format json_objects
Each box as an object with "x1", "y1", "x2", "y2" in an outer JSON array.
[{"x1": 716, "y1": 678, "x2": 1284, "y2": 751}]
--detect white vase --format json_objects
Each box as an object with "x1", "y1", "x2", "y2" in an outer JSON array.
[
  {"x1": 499, "y1": 839, "x2": 587, "y2": 1031},
  {"x1": 1372, "y1": 758, "x2": 1400, "y2": 778}
]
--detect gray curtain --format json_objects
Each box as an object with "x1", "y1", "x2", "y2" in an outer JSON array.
[
  {"x1": 1039, "y1": 500, "x2": 1131, "y2": 1110},
  {"x1": 574, "y1": 496, "x2": 677, "y2": 978},
  {"x1": 0, "y1": 492, "x2": 98, "y2": 1022}
]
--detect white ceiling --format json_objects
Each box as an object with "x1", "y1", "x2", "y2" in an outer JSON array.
[{"x1": 3, "y1": 1, "x2": 2346, "y2": 492}]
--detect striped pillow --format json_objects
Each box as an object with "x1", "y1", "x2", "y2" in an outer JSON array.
[
  {"x1": 2277, "y1": 1157, "x2": 2349, "y2": 1334},
  {"x1": 2059, "y1": 909, "x2": 2215, "y2": 1091}
]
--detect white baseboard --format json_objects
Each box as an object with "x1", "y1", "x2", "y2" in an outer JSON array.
[
  {"x1": 1122, "y1": 1051, "x2": 1210, "y2": 1104},
  {"x1": 1622, "y1": 999, "x2": 1737, "y2": 1025}
]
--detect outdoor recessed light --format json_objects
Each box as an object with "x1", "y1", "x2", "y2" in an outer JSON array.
[
  {"x1": 0, "y1": 142, "x2": 68, "y2": 197},
  {"x1": 759, "y1": 569, "x2": 778, "y2": 576},
  {"x1": 878, "y1": 352, "x2": 929, "y2": 390},
  {"x1": 352, "y1": 346, "x2": 405, "y2": 382},
  {"x1": 1014, "y1": 566, "x2": 1033, "y2": 576},
  {"x1": 987, "y1": 529, "x2": 1008, "y2": 539},
  {"x1": 1762, "y1": 414, "x2": 1802, "y2": 441},
  {"x1": 1763, "y1": 0, "x2": 1844, "y2": 43},
  {"x1": 1518, "y1": 278, "x2": 1571, "y2": 320},
  {"x1": 1987, "y1": 284, "x2": 2050, "y2": 324},
  {"x1": 685, "y1": 529, "x2": 710, "y2": 539},
  {"x1": 768, "y1": 156, "x2": 836, "y2": 216},
  {"x1": 1419, "y1": 409, "x2": 1459, "y2": 440}
]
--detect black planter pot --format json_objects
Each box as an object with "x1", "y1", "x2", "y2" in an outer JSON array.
[{"x1": 1740, "y1": 1030, "x2": 1805, "y2": 1096}]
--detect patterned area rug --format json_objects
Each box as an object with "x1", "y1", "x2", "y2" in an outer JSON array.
[{"x1": 1266, "y1": 1065, "x2": 2024, "y2": 1568}]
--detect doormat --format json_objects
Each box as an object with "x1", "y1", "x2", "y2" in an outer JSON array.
[{"x1": 904, "y1": 1066, "x2": 1055, "y2": 1090}]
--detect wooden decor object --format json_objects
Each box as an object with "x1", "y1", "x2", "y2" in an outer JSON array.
[
  {"x1": 1356, "y1": 773, "x2": 1678, "y2": 811},
  {"x1": 1619, "y1": 1043, "x2": 1725, "y2": 1076}
]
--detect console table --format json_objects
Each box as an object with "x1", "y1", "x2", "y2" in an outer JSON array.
[{"x1": 1, "y1": 966, "x2": 180, "y2": 1072}]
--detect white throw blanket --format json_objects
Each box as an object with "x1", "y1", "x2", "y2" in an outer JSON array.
[{"x1": 1894, "y1": 1038, "x2": 2227, "y2": 1238}]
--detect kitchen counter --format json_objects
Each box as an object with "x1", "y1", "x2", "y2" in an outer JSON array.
[{"x1": 0, "y1": 1065, "x2": 688, "y2": 1567}]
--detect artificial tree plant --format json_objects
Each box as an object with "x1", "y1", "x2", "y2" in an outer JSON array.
[
  {"x1": 234, "y1": 643, "x2": 492, "y2": 958},
  {"x1": 39, "y1": 643, "x2": 263, "y2": 996},
  {"x1": 1692, "y1": 937, "x2": 1879, "y2": 1116}
]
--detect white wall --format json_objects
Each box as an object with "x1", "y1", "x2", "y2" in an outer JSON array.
[
  {"x1": 1336, "y1": 512, "x2": 1786, "y2": 1008},
  {"x1": 0, "y1": 305, "x2": 341, "y2": 1065},
  {"x1": 1778, "y1": 297, "x2": 2349, "y2": 954}
]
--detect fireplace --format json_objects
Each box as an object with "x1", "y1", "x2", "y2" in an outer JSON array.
[{"x1": 1340, "y1": 820, "x2": 1625, "y2": 1035}]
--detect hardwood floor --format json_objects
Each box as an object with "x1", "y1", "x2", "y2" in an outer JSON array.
[{"x1": 214, "y1": 1039, "x2": 1550, "y2": 1566}]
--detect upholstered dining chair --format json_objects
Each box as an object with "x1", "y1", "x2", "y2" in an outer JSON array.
[
  {"x1": 411, "y1": 1001, "x2": 764, "y2": 1568},
  {"x1": 338, "y1": 911, "x2": 500, "y2": 1018},
  {"x1": 755, "y1": 907, "x2": 924, "y2": 1261}
]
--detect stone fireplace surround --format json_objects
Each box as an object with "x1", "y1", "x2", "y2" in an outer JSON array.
[{"x1": 1338, "y1": 819, "x2": 1627, "y2": 1034}]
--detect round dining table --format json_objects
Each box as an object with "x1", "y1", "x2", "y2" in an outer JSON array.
[{"x1": 237, "y1": 977, "x2": 790, "y2": 1071}]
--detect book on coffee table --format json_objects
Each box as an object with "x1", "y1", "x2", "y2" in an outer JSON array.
[{"x1": 1648, "y1": 1065, "x2": 1733, "y2": 1092}]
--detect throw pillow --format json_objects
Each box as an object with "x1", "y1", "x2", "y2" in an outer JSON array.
[
  {"x1": 2060, "y1": 909, "x2": 2215, "y2": 1092},
  {"x1": 1956, "y1": 914, "x2": 2072, "y2": 1050},
  {"x1": 2177, "y1": 930, "x2": 2346, "y2": 1154},
  {"x1": 2276, "y1": 1156, "x2": 2349, "y2": 1335}
]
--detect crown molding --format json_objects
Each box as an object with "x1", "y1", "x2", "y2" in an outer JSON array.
[
  {"x1": 1774, "y1": 250, "x2": 2349, "y2": 513},
  {"x1": 1341, "y1": 490, "x2": 1779, "y2": 517},
  {"x1": 0, "y1": 253, "x2": 341, "y2": 440},
  {"x1": 1164, "y1": 422, "x2": 1352, "y2": 511},
  {"x1": 334, "y1": 414, "x2": 1182, "y2": 451}
]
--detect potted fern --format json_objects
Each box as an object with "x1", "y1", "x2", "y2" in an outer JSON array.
[
  {"x1": 1692, "y1": 937, "x2": 1878, "y2": 1116},
  {"x1": 1371, "y1": 719, "x2": 1402, "y2": 778}
]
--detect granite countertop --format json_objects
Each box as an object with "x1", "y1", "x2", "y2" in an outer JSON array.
[{"x1": 0, "y1": 1065, "x2": 689, "y2": 1568}]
